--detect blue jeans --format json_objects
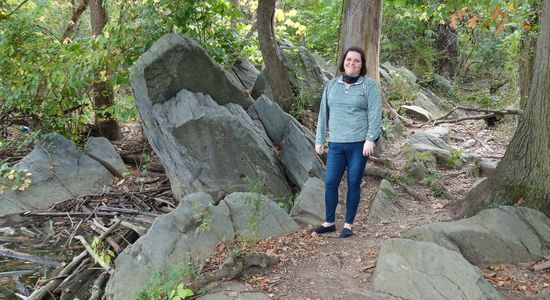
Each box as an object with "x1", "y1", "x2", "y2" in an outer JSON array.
[{"x1": 324, "y1": 141, "x2": 368, "y2": 224}]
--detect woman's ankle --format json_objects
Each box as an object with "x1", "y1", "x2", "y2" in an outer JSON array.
[
  {"x1": 344, "y1": 223, "x2": 352, "y2": 229},
  {"x1": 323, "y1": 222, "x2": 335, "y2": 227}
]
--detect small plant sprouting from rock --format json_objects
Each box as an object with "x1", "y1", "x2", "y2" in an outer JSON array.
[
  {"x1": 424, "y1": 169, "x2": 444, "y2": 198},
  {"x1": 137, "y1": 261, "x2": 199, "y2": 300},
  {"x1": 243, "y1": 177, "x2": 269, "y2": 240},
  {"x1": 447, "y1": 149, "x2": 465, "y2": 167},
  {"x1": 192, "y1": 203, "x2": 212, "y2": 235}
]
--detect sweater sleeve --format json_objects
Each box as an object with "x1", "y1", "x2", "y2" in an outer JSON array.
[
  {"x1": 365, "y1": 80, "x2": 382, "y2": 142},
  {"x1": 315, "y1": 82, "x2": 330, "y2": 144}
]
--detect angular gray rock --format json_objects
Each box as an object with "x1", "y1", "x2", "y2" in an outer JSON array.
[
  {"x1": 196, "y1": 282, "x2": 271, "y2": 300},
  {"x1": 408, "y1": 132, "x2": 458, "y2": 165},
  {"x1": 290, "y1": 177, "x2": 328, "y2": 225},
  {"x1": 105, "y1": 192, "x2": 297, "y2": 300},
  {"x1": 368, "y1": 180, "x2": 399, "y2": 222},
  {"x1": 373, "y1": 238, "x2": 502, "y2": 300},
  {"x1": 84, "y1": 137, "x2": 128, "y2": 177},
  {"x1": 414, "y1": 90, "x2": 446, "y2": 119},
  {"x1": 0, "y1": 133, "x2": 114, "y2": 218},
  {"x1": 423, "y1": 126, "x2": 450, "y2": 140},
  {"x1": 130, "y1": 33, "x2": 253, "y2": 109},
  {"x1": 400, "y1": 105, "x2": 432, "y2": 122},
  {"x1": 228, "y1": 58, "x2": 260, "y2": 90},
  {"x1": 224, "y1": 192, "x2": 299, "y2": 240},
  {"x1": 249, "y1": 95, "x2": 324, "y2": 188},
  {"x1": 132, "y1": 87, "x2": 292, "y2": 200},
  {"x1": 403, "y1": 206, "x2": 550, "y2": 264}
]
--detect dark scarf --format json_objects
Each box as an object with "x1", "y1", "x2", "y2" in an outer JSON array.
[{"x1": 343, "y1": 74, "x2": 360, "y2": 84}]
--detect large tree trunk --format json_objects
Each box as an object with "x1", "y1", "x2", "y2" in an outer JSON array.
[
  {"x1": 257, "y1": 0, "x2": 294, "y2": 111},
  {"x1": 460, "y1": 0, "x2": 550, "y2": 217},
  {"x1": 90, "y1": 0, "x2": 121, "y2": 140},
  {"x1": 338, "y1": 0, "x2": 402, "y2": 120},
  {"x1": 518, "y1": 0, "x2": 541, "y2": 110}
]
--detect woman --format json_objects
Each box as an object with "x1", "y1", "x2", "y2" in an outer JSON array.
[{"x1": 314, "y1": 46, "x2": 381, "y2": 238}]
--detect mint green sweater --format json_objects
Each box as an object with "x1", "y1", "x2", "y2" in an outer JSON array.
[{"x1": 315, "y1": 76, "x2": 381, "y2": 144}]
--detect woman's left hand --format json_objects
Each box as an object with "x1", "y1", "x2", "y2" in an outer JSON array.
[{"x1": 363, "y1": 140, "x2": 375, "y2": 156}]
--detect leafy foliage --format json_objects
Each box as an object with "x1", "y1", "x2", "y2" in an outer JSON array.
[{"x1": 137, "y1": 261, "x2": 198, "y2": 300}]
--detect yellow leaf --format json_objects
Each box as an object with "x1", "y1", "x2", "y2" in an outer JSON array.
[
  {"x1": 287, "y1": 9, "x2": 297, "y2": 17},
  {"x1": 466, "y1": 15, "x2": 479, "y2": 29},
  {"x1": 507, "y1": 2, "x2": 515, "y2": 12},
  {"x1": 491, "y1": 6, "x2": 501, "y2": 20},
  {"x1": 439, "y1": 19, "x2": 446, "y2": 25},
  {"x1": 275, "y1": 9, "x2": 284, "y2": 22},
  {"x1": 495, "y1": 14, "x2": 509, "y2": 34},
  {"x1": 419, "y1": 12, "x2": 428, "y2": 21},
  {"x1": 450, "y1": 16, "x2": 458, "y2": 30},
  {"x1": 104, "y1": 31, "x2": 110, "y2": 38}
]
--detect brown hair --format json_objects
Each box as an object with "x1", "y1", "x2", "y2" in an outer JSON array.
[{"x1": 338, "y1": 46, "x2": 367, "y2": 76}]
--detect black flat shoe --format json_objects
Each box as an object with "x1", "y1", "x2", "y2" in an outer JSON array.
[
  {"x1": 340, "y1": 228, "x2": 353, "y2": 238},
  {"x1": 313, "y1": 224, "x2": 336, "y2": 234}
]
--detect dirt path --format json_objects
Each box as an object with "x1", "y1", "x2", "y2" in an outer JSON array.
[{"x1": 245, "y1": 121, "x2": 550, "y2": 300}]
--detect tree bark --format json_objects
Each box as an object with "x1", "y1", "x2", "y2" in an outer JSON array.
[
  {"x1": 257, "y1": 0, "x2": 294, "y2": 111},
  {"x1": 63, "y1": 0, "x2": 89, "y2": 39},
  {"x1": 460, "y1": 0, "x2": 550, "y2": 217},
  {"x1": 519, "y1": 0, "x2": 541, "y2": 110},
  {"x1": 90, "y1": 0, "x2": 121, "y2": 140},
  {"x1": 434, "y1": 22, "x2": 459, "y2": 78}
]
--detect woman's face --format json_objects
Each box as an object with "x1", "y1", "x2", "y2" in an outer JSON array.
[{"x1": 343, "y1": 51, "x2": 362, "y2": 76}]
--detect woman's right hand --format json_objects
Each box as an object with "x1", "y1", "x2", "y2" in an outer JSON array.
[{"x1": 315, "y1": 144, "x2": 325, "y2": 154}]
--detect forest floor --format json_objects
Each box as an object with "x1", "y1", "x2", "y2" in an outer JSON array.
[
  {"x1": 237, "y1": 116, "x2": 550, "y2": 300},
  {"x1": 1, "y1": 117, "x2": 549, "y2": 299}
]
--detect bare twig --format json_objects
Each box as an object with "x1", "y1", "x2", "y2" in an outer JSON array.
[
  {"x1": 0, "y1": 245, "x2": 60, "y2": 266},
  {"x1": 27, "y1": 219, "x2": 121, "y2": 300}
]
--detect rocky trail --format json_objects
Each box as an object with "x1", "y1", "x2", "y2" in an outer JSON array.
[{"x1": 1, "y1": 117, "x2": 549, "y2": 299}]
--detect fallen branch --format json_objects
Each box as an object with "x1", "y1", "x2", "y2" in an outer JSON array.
[
  {"x1": 433, "y1": 106, "x2": 522, "y2": 125},
  {"x1": 27, "y1": 219, "x2": 121, "y2": 300},
  {"x1": 0, "y1": 245, "x2": 60, "y2": 266},
  {"x1": 89, "y1": 272, "x2": 109, "y2": 300},
  {"x1": 22, "y1": 211, "x2": 118, "y2": 218}
]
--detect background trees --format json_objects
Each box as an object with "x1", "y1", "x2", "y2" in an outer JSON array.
[{"x1": 461, "y1": 0, "x2": 550, "y2": 216}]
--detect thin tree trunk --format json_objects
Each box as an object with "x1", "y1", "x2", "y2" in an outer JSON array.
[
  {"x1": 257, "y1": 0, "x2": 294, "y2": 111},
  {"x1": 460, "y1": 0, "x2": 550, "y2": 217},
  {"x1": 90, "y1": 0, "x2": 121, "y2": 140},
  {"x1": 63, "y1": 0, "x2": 89, "y2": 39}
]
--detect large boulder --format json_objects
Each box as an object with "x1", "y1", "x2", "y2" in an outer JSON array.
[
  {"x1": 228, "y1": 58, "x2": 260, "y2": 90},
  {"x1": 132, "y1": 87, "x2": 292, "y2": 200},
  {"x1": 373, "y1": 238, "x2": 502, "y2": 300},
  {"x1": 105, "y1": 192, "x2": 298, "y2": 300},
  {"x1": 0, "y1": 133, "x2": 114, "y2": 219},
  {"x1": 290, "y1": 177, "x2": 330, "y2": 225},
  {"x1": 130, "y1": 33, "x2": 253, "y2": 109},
  {"x1": 84, "y1": 137, "x2": 128, "y2": 177},
  {"x1": 224, "y1": 192, "x2": 299, "y2": 240},
  {"x1": 130, "y1": 33, "x2": 293, "y2": 200},
  {"x1": 403, "y1": 206, "x2": 550, "y2": 264},
  {"x1": 249, "y1": 95, "x2": 324, "y2": 188}
]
